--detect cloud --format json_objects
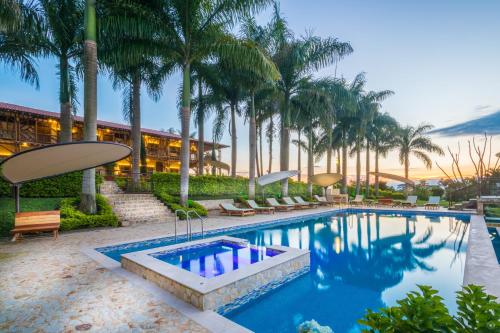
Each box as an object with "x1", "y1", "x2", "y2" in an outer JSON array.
[{"x1": 430, "y1": 111, "x2": 500, "y2": 137}]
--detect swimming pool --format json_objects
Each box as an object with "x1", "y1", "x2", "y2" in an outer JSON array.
[
  {"x1": 96, "y1": 209, "x2": 470, "y2": 333},
  {"x1": 488, "y1": 227, "x2": 500, "y2": 264}
]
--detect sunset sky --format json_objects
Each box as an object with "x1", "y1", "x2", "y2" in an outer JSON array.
[{"x1": 1, "y1": 0, "x2": 499, "y2": 182}]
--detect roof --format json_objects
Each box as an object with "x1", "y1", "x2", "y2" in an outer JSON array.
[{"x1": 0, "y1": 102, "x2": 228, "y2": 148}]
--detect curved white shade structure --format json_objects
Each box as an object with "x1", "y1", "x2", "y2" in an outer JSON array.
[
  {"x1": 310, "y1": 173, "x2": 343, "y2": 187},
  {"x1": 0, "y1": 142, "x2": 132, "y2": 184},
  {"x1": 257, "y1": 170, "x2": 298, "y2": 186},
  {"x1": 369, "y1": 172, "x2": 415, "y2": 186}
]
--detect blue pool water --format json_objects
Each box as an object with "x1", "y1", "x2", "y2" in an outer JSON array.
[
  {"x1": 488, "y1": 227, "x2": 500, "y2": 264},
  {"x1": 97, "y1": 210, "x2": 470, "y2": 333},
  {"x1": 149, "y1": 240, "x2": 279, "y2": 278}
]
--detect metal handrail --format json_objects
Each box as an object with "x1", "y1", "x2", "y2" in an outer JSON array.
[
  {"x1": 174, "y1": 209, "x2": 189, "y2": 241},
  {"x1": 187, "y1": 210, "x2": 205, "y2": 239}
]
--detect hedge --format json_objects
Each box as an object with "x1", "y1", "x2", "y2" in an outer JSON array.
[
  {"x1": 154, "y1": 190, "x2": 207, "y2": 219},
  {"x1": 60, "y1": 194, "x2": 118, "y2": 231},
  {"x1": 0, "y1": 172, "x2": 102, "y2": 198},
  {"x1": 150, "y1": 173, "x2": 321, "y2": 200}
]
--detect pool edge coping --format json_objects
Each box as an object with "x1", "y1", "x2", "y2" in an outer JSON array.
[{"x1": 463, "y1": 214, "x2": 500, "y2": 298}]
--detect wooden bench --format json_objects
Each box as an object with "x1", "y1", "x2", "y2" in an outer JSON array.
[{"x1": 11, "y1": 211, "x2": 60, "y2": 242}]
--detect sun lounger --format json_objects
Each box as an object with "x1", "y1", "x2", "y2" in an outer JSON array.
[
  {"x1": 294, "y1": 196, "x2": 319, "y2": 208},
  {"x1": 283, "y1": 197, "x2": 309, "y2": 209},
  {"x1": 245, "y1": 200, "x2": 275, "y2": 214},
  {"x1": 401, "y1": 195, "x2": 418, "y2": 208},
  {"x1": 11, "y1": 211, "x2": 60, "y2": 241},
  {"x1": 350, "y1": 195, "x2": 364, "y2": 206},
  {"x1": 313, "y1": 195, "x2": 332, "y2": 206},
  {"x1": 266, "y1": 198, "x2": 295, "y2": 211},
  {"x1": 425, "y1": 196, "x2": 441, "y2": 210},
  {"x1": 219, "y1": 203, "x2": 255, "y2": 216}
]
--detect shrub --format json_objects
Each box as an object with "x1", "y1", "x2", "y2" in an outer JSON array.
[
  {"x1": 60, "y1": 194, "x2": 118, "y2": 231},
  {"x1": 154, "y1": 190, "x2": 207, "y2": 220},
  {"x1": 0, "y1": 172, "x2": 102, "y2": 198},
  {"x1": 358, "y1": 285, "x2": 500, "y2": 332},
  {"x1": 151, "y1": 172, "x2": 321, "y2": 199}
]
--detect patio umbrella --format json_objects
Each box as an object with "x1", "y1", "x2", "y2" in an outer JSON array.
[
  {"x1": 204, "y1": 159, "x2": 230, "y2": 172},
  {"x1": 310, "y1": 173, "x2": 343, "y2": 187},
  {"x1": 256, "y1": 170, "x2": 298, "y2": 199},
  {"x1": 369, "y1": 172, "x2": 415, "y2": 187},
  {"x1": 257, "y1": 170, "x2": 299, "y2": 186},
  {"x1": 0, "y1": 141, "x2": 132, "y2": 212}
]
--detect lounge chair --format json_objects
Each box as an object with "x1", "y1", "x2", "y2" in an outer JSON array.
[
  {"x1": 425, "y1": 196, "x2": 441, "y2": 210},
  {"x1": 350, "y1": 195, "x2": 364, "y2": 206},
  {"x1": 283, "y1": 197, "x2": 309, "y2": 209},
  {"x1": 219, "y1": 203, "x2": 255, "y2": 216},
  {"x1": 294, "y1": 196, "x2": 319, "y2": 208},
  {"x1": 401, "y1": 195, "x2": 418, "y2": 208},
  {"x1": 245, "y1": 200, "x2": 275, "y2": 214},
  {"x1": 377, "y1": 198, "x2": 394, "y2": 207},
  {"x1": 266, "y1": 198, "x2": 295, "y2": 211},
  {"x1": 313, "y1": 195, "x2": 332, "y2": 206}
]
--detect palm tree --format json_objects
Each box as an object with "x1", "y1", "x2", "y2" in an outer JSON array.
[
  {"x1": 36, "y1": 0, "x2": 85, "y2": 143},
  {"x1": 369, "y1": 112, "x2": 398, "y2": 196},
  {"x1": 0, "y1": 0, "x2": 42, "y2": 88},
  {"x1": 394, "y1": 124, "x2": 444, "y2": 184},
  {"x1": 267, "y1": 4, "x2": 352, "y2": 195},
  {"x1": 80, "y1": 0, "x2": 97, "y2": 213}
]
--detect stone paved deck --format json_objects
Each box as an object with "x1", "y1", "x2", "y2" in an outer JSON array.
[{"x1": 0, "y1": 206, "x2": 340, "y2": 333}]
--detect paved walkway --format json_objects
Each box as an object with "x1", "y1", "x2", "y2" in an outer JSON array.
[{"x1": 0, "y1": 207, "x2": 338, "y2": 333}]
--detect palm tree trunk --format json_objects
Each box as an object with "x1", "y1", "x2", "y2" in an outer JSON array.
[
  {"x1": 326, "y1": 129, "x2": 332, "y2": 173},
  {"x1": 297, "y1": 130, "x2": 302, "y2": 182},
  {"x1": 341, "y1": 133, "x2": 347, "y2": 194},
  {"x1": 355, "y1": 141, "x2": 361, "y2": 195},
  {"x1": 197, "y1": 78, "x2": 204, "y2": 175},
  {"x1": 404, "y1": 154, "x2": 409, "y2": 195},
  {"x1": 230, "y1": 102, "x2": 237, "y2": 177},
  {"x1": 336, "y1": 148, "x2": 341, "y2": 174},
  {"x1": 249, "y1": 92, "x2": 257, "y2": 199},
  {"x1": 307, "y1": 129, "x2": 313, "y2": 197},
  {"x1": 59, "y1": 55, "x2": 72, "y2": 143},
  {"x1": 80, "y1": 0, "x2": 97, "y2": 214},
  {"x1": 179, "y1": 63, "x2": 191, "y2": 206},
  {"x1": 365, "y1": 141, "x2": 370, "y2": 197},
  {"x1": 131, "y1": 72, "x2": 141, "y2": 189},
  {"x1": 256, "y1": 124, "x2": 261, "y2": 177},
  {"x1": 268, "y1": 115, "x2": 273, "y2": 174},
  {"x1": 259, "y1": 123, "x2": 263, "y2": 177},
  {"x1": 374, "y1": 148, "x2": 380, "y2": 196},
  {"x1": 280, "y1": 91, "x2": 291, "y2": 196}
]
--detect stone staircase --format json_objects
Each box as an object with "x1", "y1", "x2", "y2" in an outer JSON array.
[{"x1": 100, "y1": 181, "x2": 173, "y2": 227}]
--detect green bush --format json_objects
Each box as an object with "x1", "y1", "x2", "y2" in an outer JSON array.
[
  {"x1": 60, "y1": 194, "x2": 118, "y2": 231},
  {"x1": 0, "y1": 172, "x2": 102, "y2": 198},
  {"x1": 358, "y1": 285, "x2": 500, "y2": 332},
  {"x1": 154, "y1": 190, "x2": 207, "y2": 220},
  {"x1": 151, "y1": 172, "x2": 321, "y2": 199}
]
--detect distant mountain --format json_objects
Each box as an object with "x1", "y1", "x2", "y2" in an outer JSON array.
[{"x1": 431, "y1": 111, "x2": 500, "y2": 136}]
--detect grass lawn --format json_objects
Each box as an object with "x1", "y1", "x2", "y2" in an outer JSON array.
[{"x1": 0, "y1": 197, "x2": 63, "y2": 237}]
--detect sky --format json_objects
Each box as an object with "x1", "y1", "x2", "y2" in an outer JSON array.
[{"x1": 1, "y1": 0, "x2": 499, "y2": 182}]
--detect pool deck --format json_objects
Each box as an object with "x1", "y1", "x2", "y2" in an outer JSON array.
[
  {"x1": 0, "y1": 206, "x2": 495, "y2": 333},
  {"x1": 463, "y1": 214, "x2": 500, "y2": 298}
]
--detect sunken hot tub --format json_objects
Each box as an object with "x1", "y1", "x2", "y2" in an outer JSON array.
[{"x1": 121, "y1": 236, "x2": 310, "y2": 312}]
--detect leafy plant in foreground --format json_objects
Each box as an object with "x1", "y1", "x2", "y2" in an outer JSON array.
[{"x1": 358, "y1": 285, "x2": 500, "y2": 333}]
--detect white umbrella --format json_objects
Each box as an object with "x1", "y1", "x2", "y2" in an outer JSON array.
[{"x1": 257, "y1": 170, "x2": 299, "y2": 186}]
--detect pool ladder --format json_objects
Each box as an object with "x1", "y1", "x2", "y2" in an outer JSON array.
[{"x1": 174, "y1": 209, "x2": 205, "y2": 241}]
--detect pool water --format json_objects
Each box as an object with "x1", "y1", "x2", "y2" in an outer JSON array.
[
  {"x1": 149, "y1": 240, "x2": 279, "y2": 278},
  {"x1": 487, "y1": 227, "x2": 500, "y2": 264},
  {"x1": 226, "y1": 212, "x2": 469, "y2": 333},
  {"x1": 97, "y1": 210, "x2": 470, "y2": 333}
]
